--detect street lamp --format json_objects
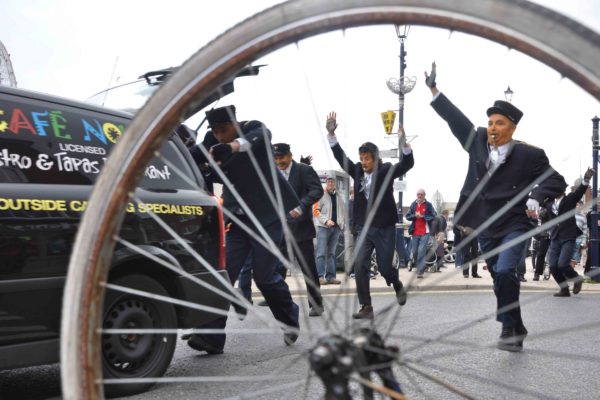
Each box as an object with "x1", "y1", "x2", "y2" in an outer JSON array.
[
  {"x1": 384, "y1": 24, "x2": 415, "y2": 267},
  {"x1": 504, "y1": 85, "x2": 514, "y2": 102},
  {"x1": 591, "y1": 115, "x2": 600, "y2": 282}
]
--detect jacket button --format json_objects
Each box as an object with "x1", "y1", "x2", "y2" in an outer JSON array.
[{"x1": 512, "y1": 185, "x2": 517, "y2": 189}]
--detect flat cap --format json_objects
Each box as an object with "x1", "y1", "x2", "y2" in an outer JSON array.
[
  {"x1": 206, "y1": 105, "x2": 236, "y2": 127},
  {"x1": 486, "y1": 100, "x2": 523, "y2": 124}
]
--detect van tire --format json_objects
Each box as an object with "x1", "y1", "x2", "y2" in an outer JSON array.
[{"x1": 102, "y1": 274, "x2": 176, "y2": 398}]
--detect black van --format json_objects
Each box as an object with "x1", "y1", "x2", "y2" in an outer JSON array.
[{"x1": 0, "y1": 85, "x2": 229, "y2": 397}]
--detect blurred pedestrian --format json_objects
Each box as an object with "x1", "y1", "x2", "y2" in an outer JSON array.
[
  {"x1": 314, "y1": 176, "x2": 346, "y2": 285},
  {"x1": 571, "y1": 200, "x2": 588, "y2": 268},
  {"x1": 325, "y1": 112, "x2": 414, "y2": 319},
  {"x1": 430, "y1": 209, "x2": 449, "y2": 272},
  {"x1": 426, "y1": 63, "x2": 567, "y2": 352},
  {"x1": 406, "y1": 189, "x2": 436, "y2": 277},
  {"x1": 455, "y1": 225, "x2": 482, "y2": 278},
  {"x1": 545, "y1": 168, "x2": 594, "y2": 297},
  {"x1": 273, "y1": 142, "x2": 325, "y2": 317},
  {"x1": 532, "y1": 206, "x2": 551, "y2": 281}
]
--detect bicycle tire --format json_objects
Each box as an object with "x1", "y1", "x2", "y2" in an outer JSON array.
[{"x1": 60, "y1": 1, "x2": 600, "y2": 399}]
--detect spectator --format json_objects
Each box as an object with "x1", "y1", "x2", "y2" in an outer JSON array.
[
  {"x1": 406, "y1": 189, "x2": 436, "y2": 278},
  {"x1": 571, "y1": 200, "x2": 588, "y2": 268},
  {"x1": 430, "y1": 209, "x2": 449, "y2": 272},
  {"x1": 314, "y1": 176, "x2": 346, "y2": 285},
  {"x1": 455, "y1": 225, "x2": 482, "y2": 278}
]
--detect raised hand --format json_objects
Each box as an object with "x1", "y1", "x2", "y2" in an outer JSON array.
[
  {"x1": 326, "y1": 111, "x2": 337, "y2": 134},
  {"x1": 424, "y1": 61, "x2": 437, "y2": 88},
  {"x1": 300, "y1": 155, "x2": 313, "y2": 166},
  {"x1": 398, "y1": 124, "x2": 409, "y2": 147},
  {"x1": 584, "y1": 167, "x2": 596, "y2": 181}
]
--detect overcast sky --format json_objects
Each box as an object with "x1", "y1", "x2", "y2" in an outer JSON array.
[{"x1": 1, "y1": 0, "x2": 599, "y2": 205}]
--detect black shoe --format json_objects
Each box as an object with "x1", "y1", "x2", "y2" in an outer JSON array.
[
  {"x1": 497, "y1": 326, "x2": 522, "y2": 352},
  {"x1": 463, "y1": 275, "x2": 469, "y2": 278},
  {"x1": 308, "y1": 306, "x2": 324, "y2": 317},
  {"x1": 532, "y1": 273, "x2": 540, "y2": 281},
  {"x1": 352, "y1": 305, "x2": 374, "y2": 319},
  {"x1": 573, "y1": 278, "x2": 583, "y2": 295},
  {"x1": 283, "y1": 330, "x2": 299, "y2": 346},
  {"x1": 187, "y1": 336, "x2": 224, "y2": 355},
  {"x1": 472, "y1": 274, "x2": 482, "y2": 278},
  {"x1": 232, "y1": 301, "x2": 248, "y2": 321},
  {"x1": 257, "y1": 300, "x2": 269, "y2": 307},
  {"x1": 515, "y1": 325, "x2": 528, "y2": 347},
  {"x1": 393, "y1": 282, "x2": 407, "y2": 306},
  {"x1": 519, "y1": 275, "x2": 527, "y2": 282},
  {"x1": 553, "y1": 289, "x2": 570, "y2": 297}
]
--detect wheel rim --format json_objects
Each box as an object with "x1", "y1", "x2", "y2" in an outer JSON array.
[{"x1": 102, "y1": 298, "x2": 160, "y2": 375}]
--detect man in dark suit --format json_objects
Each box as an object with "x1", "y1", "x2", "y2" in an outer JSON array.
[
  {"x1": 545, "y1": 168, "x2": 594, "y2": 297},
  {"x1": 187, "y1": 105, "x2": 301, "y2": 353},
  {"x1": 273, "y1": 142, "x2": 325, "y2": 316},
  {"x1": 325, "y1": 112, "x2": 414, "y2": 319},
  {"x1": 425, "y1": 63, "x2": 566, "y2": 352}
]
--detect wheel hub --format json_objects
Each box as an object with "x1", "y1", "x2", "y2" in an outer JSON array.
[{"x1": 102, "y1": 299, "x2": 157, "y2": 371}]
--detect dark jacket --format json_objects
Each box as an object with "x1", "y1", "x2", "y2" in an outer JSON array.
[
  {"x1": 286, "y1": 160, "x2": 324, "y2": 241},
  {"x1": 430, "y1": 214, "x2": 448, "y2": 236},
  {"x1": 431, "y1": 93, "x2": 567, "y2": 238},
  {"x1": 330, "y1": 143, "x2": 414, "y2": 229},
  {"x1": 406, "y1": 200, "x2": 436, "y2": 235},
  {"x1": 190, "y1": 120, "x2": 300, "y2": 228},
  {"x1": 544, "y1": 183, "x2": 588, "y2": 240}
]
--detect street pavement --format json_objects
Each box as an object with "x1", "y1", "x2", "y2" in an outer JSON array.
[
  {"x1": 3, "y1": 260, "x2": 599, "y2": 400},
  {"x1": 274, "y1": 260, "x2": 600, "y2": 298}
]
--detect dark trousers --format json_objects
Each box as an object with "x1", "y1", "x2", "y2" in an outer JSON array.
[
  {"x1": 461, "y1": 237, "x2": 479, "y2": 277},
  {"x1": 354, "y1": 225, "x2": 400, "y2": 306},
  {"x1": 534, "y1": 236, "x2": 550, "y2": 276},
  {"x1": 548, "y1": 238, "x2": 580, "y2": 289},
  {"x1": 237, "y1": 255, "x2": 253, "y2": 301},
  {"x1": 479, "y1": 231, "x2": 526, "y2": 329},
  {"x1": 194, "y1": 218, "x2": 299, "y2": 349},
  {"x1": 281, "y1": 238, "x2": 323, "y2": 309}
]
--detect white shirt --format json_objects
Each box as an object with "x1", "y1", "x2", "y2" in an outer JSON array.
[
  {"x1": 488, "y1": 141, "x2": 511, "y2": 170},
  {"x1": 361, "y1": 172, "x2": 373, "y2": 199},
  {"x1": 280, "y1": 163, "x2": 292, "y2": 180}
]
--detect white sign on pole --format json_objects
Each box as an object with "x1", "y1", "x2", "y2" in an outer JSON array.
[
  {"x1": 379, "y1": 148, "x2": 398, "y2": 158},
  {"x1": 393, "y1": 180, "x2": 407, "y2": 192}
]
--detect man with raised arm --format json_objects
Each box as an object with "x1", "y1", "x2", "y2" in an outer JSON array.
[
  {"x1": 325, "y1": 113, "x2": 414, "y2": 319},
  {"x1": 425, "y1": 63, "x2": 566, "y2": 351}
]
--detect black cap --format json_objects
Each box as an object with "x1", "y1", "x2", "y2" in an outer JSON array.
[
  {"x1": 358, "y1": 141, "x2": 379, "y2": 158},
  {"x1": 486, "y1": 100, "x2": 523, "y2": 124},
  {"x1": 206, "y1": 105, "x2": 236, "y2": 127},
  {"x1": 273, "y1": 143, "x2": 291, "y2": 156}
]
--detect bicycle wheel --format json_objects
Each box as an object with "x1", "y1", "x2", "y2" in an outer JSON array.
[{"x1": 61, "y1": 1, "x2": 600, "y2": 399}]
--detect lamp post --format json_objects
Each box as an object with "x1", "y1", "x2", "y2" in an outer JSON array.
[
  {"x1": 385, "y1": 25, "x2": 415, "y2": 266},
  {"x1": 591, "y1": 116, "x2": 600, "y2": 282},
  {"x1": 504, "y1": 85, "x2": 513, "y2": 102}
]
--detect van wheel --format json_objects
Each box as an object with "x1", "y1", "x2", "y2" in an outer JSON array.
[{"x1": 102, "y1": 274, "x2": 176, "y2": 398}]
